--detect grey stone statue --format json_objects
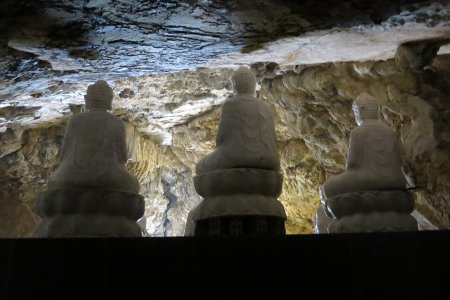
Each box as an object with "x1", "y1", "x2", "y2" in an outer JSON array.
[
  {"x1": 323, "y1": 93, "x2": 407, "y2": 197},
  {"x1": 196, "y1": 66, "x2": 280, "y2": 173},
  {"x1": 189, "y1": 67, "x2": 287, "y2": 237},
  {"x1": 34, "y1": 80, "x2": 144, "y2": 237},
  {"x1": 47, "y1": 80, "x2": 140, "y2": 193},
  {"x1": 319, "y1": 93, "x2": 417, "y2": 233}
]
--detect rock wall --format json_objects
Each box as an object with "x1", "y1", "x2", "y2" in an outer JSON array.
[
  {"x1": 257, "y1": 55, "x2": 450, "y2": 229},
  {"x1": 0, "y1": 124, "x2": 65, "y2": 237},
  {"x1": 1, "y1": 54, "x2": 448, "y2": 237}
]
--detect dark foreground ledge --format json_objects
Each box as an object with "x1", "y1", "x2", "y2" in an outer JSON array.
[{"x1": 1, "y1": 231, "x2": 449, "y2": 300}]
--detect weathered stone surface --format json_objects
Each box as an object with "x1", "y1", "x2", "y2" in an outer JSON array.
[
  {"x1": 1, "y1": 0, "x2": 449, "y2": 236},
  {"x1": 0, "y1": 125, "x2": 65, "y2": 237},
  {"x1": 2, "y1": 55, "x2": 450, "y2": 236},
  {"x1": 1, "y1": 0, "x2": 449, "y2": 96},
  {"x1": 258, "y1": 56, "x2": 450, "y2": 230}
]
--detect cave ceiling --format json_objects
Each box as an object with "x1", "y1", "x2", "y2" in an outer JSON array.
[
  {"x1": 1, "y1": 0, "x2": 449, "y2": 236},
  {"x1": 1, "y1": 1, "x2": 449, "y2": 98}
]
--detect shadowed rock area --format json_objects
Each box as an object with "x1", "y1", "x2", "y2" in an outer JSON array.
[{"x1": 1, "y1": 0, "x2": 449, "y2": 236}]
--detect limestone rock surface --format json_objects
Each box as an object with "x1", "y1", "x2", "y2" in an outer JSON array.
[{"x1": 1, "y1": 0, "x2": 449, "y2": 236}]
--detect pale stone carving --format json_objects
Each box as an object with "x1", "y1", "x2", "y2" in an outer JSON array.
[
  {"x1": 323, "y1": 93, "x2": 407, "y2": 197},
  {"x1": 196, "y1": 66, "x2": 280, "y2": 174},
  {"x1": 190, "y1": 67, "x2": 286, "y2": 236},
  {"x1": 319, "y1": 93, "x2": 417, "y2": 233},
  {"x1": 47, "y1": 80, "x2": 139, "y2": 193},
  {"x1": 34, "y1": 80, "x2": 144, "y2": 237}
]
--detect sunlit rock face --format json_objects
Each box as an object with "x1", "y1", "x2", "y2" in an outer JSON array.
[
  {"x1": 0, "y1": 124, "x2": 65, "y2": 237},
  {"x1": 1, "y1": 0, "x2": 450, "y2": 236},
  {"x1": 260, "y1": 57, "x2": 450, "y2": 231}
]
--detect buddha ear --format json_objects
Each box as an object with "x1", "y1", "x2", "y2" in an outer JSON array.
[
  {"x1": 82, "y1": 95, "x2": 89, "y2": 112},
  {"x1": 231, "y1": 79, "x2": 238, "y2": 94}
]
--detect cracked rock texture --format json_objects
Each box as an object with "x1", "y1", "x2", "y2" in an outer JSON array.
[{"x1": 1, "y1": 0, "x2": 449, "y2": 236}]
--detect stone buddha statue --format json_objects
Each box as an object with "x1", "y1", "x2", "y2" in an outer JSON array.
[
  {"x1": 319, "y1": 93, "x2": 417, "y2": 233},
  {"x1": 196, "y1": 66, "x2": 280, "y2": 174},
  {"x1": 190, "y1": 67, "x2": 287, "y2": 237},
  {"x1": 323, "y1": 93, "x2": 407, "y2": 198},
  {"x1": 34, "y1": 80, "x2": 144, "y2": 237},
  {"x1": 47, "y1": 80, "x2": 140, "y2": 193}
]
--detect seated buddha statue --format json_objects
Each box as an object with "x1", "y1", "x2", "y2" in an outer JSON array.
[
  {"x1": 47, "y1": 80, "x2": 140, "y2": 194},
  {"x1": 191, "y1": 67, "x2": 287, "y2": 237},
  {"x1": 322, "y1": 93, "x2": 407, "y2": 199},
  {"x1": 196, "y1": 66, "x2": 280, "y2": 174},
  {"x1": 35, "y1": 80, "x2": 144, "y2": 237},
  {"x1": 319, "y1": 93, "x2": 417, "y2": 232}
]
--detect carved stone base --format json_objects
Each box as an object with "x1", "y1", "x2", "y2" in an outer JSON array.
[
  {"x1": 325, "y1": 189, "x2": 415, "y2": 219},
  {"x1": 194, "y1": 168, "x2": 282, "y2": 198},
  {"x1": 195, "y1": 216, "x2": 286, "y2": 237},
  {"x1": 192, "y1": 194, "x2": 287, "y2": 221},
  {"x1": 327, "y1": 211, "x2": 418, "y2": 233},
  {"x1": 192, "y1": 168, "x2": 287, "y2": 237},
  {"x1": 34, "y1": 188, "x2": 145, "y2": 237}
]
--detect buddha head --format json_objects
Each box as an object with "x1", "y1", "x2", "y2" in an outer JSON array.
[
  {"x1": 84, "y1": 80, "x2": 114, "y2": 111},
  {"x1": 352, "y1": 93, "x2": 380, "y2": 126},
  {"x1": 231, "y1": 66, "x2": 256, "y2": 96}
]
